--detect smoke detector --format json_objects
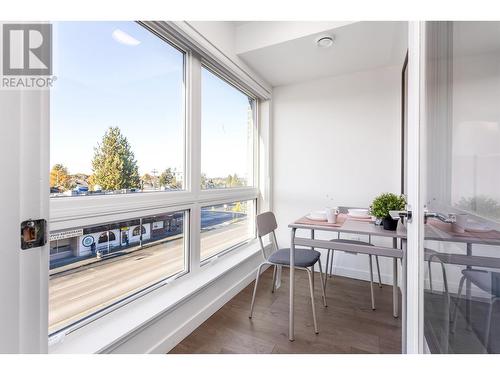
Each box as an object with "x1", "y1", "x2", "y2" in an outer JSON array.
[{"x1": 316, "y1": 35, "x2": 335, "y2": 48}]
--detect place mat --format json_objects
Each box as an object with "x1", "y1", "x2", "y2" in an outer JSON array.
[
  {"x1": 346, "y1": 214, "x2": 374, "y2": 223},
  {"x1": 428, "y1": 219, "x2": 500, "y2": 241},
  {"x1": 295, "y1": 214, "x2": 347, "y2": 227}
]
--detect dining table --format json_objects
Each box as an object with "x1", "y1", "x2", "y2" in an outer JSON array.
[
  {"x1": 286, "y1": 208, "x2": 500, "y2": 352},
  {"x1": 287, "y1": 211, "x2": 407, "y2": 342}
]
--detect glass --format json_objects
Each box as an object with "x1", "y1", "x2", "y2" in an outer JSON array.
[
  {"x1": 48, "y1": 210, "x2": 187, "y2": 334},
  {"x1": 50, "y1": 21, "x2": 185, "y2": 197},
  {"x1": 200, "y1": 200, "x2": 255, "y2": 261},
  {"x1": 201, "y1": 67, "x2": 255, "y2": 189},
  {"x1": 422, "y1": 21, "x2": 500, "y2": 353}
]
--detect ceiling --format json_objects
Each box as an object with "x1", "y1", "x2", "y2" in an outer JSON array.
[
  {"x1": 453, "y1": 21, "x2": 500, "y2": 57},
  {"x1": 235, "y1": 21, "x2": 408, "y2": 87}
]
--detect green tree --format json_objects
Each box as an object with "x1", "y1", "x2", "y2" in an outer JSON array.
[
  {"x1": 159, "y1": 168, "x2": 176, "y2": 188},
  {"x1": 50, "y1": 164, "x2": 71, "y2": 191},
  {"x1": 91, "y1": 127, "x2": 140, "y2": 190}
]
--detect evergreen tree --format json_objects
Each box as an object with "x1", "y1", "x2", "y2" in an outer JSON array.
[{"x1": 91, "y1": 127, "x2": 140, "y2": 190}]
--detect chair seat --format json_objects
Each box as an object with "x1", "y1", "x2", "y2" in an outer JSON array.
[
  {"x1": 268, "y1": 248, "x2": 321, "y2": 268},
  {"x1": 462, "y1": 269, "x2": 500, "y2": 297}
]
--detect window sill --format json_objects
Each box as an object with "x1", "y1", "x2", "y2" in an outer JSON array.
[{"x1": 48, "y1": 240, "x2": 262, "y2": 354}]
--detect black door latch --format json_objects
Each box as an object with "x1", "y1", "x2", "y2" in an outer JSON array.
[{"x1": 20, "y1": 219, "x2": 47, "y2": 250}]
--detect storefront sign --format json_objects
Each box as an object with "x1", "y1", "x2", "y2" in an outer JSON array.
[
  {"x1": 49, "y1": 228, "x2": 83, "y2": 241},
  {"x1": 152, "y1": 221, "x2": 164, "y2": 230}
]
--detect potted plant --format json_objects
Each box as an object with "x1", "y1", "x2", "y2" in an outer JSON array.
[{"x1": 370, "y1": 193, "x2": 406, "y2": 230}]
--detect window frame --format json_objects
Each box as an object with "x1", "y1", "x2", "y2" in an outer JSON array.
[{"x1": 48, "y1": 20, "x2": 263, "y2": 339}]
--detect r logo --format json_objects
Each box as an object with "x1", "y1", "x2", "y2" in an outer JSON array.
[{"x1": 2, "y1": 24, "x2": 52, "y2": 76}]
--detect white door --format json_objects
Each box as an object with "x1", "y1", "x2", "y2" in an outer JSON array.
[
  {"x1": 406, "y1": 21, "x2": 500, "y2": 354},
  {"x1": 0, "y1": 23, "x2": 50, "y2": 353}
]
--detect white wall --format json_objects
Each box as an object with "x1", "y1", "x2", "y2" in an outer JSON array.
[{"x1": 272, "y1": 65, "x2": 402, "y2": 283}]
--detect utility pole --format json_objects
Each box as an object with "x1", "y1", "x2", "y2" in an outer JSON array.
[{"x1": 151, "y1": 168, "x2": 158, "y2": 190}]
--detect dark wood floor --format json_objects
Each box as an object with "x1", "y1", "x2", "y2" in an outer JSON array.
[{"x1": 169, "y1": 267, "x2": 402, "y2": 354}]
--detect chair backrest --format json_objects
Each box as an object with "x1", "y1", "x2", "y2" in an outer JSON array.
[
  {"x1": 256, "y1": 211, "x2": 278, "y2": 237},
  {"x1": 256, "y1": 211, "x2": 279, "y2": 259}
]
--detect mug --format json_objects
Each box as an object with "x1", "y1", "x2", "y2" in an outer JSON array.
[
  {"x1": 326, "y1": 207, "x2": 339, "y2": 224},
  {"x1": 452, "y1": 213, "x2": 468, "y2": 233}
]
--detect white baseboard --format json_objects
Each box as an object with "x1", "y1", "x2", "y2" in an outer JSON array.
[{"x1": 332, "y1": 264, "x2": 396, "y2": 286}]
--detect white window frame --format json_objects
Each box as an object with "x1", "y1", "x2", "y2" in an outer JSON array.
[{"x1": 48, "y1": 20, "x2": 265, "y2": 338}]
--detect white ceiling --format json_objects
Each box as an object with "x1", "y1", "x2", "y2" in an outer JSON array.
[
  {"x1": 236, "y1": 21, "x2": 408, "y2": 87},
  {"x1": 453, "y1": 21, "x2": 500, "y2": 57}
]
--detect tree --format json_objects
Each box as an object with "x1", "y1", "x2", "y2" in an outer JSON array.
[
  {"x1": 200, "y1": 173, "x2": 207, "y2": 188},
  {"x1": 91, "y1": 127, "x2": 140, "y2": 190},
  {"x1": 226, "y1": 173, "x2": 242, "y2": 187},
  {"x1": 159, "y1": 168, "x2": 175, "y2": 188},
  {"x1": 50, "y1": 164, "x2": 71, "y2": 190},
  {"x1": 141, "y1": 173, "x2": 153, "y2": 189}
]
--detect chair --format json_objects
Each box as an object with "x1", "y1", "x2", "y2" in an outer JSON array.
[
  {"x1": 452, "y1": 269, "x2": 500, "y2": 352},
  {"x1": 324, "y1": 238, "x2": 381, "y2": 310},
  {"x1": 249, "y1": 211, "x2": 327, "y2": 334}
]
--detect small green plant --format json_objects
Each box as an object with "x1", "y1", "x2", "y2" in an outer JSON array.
[{"x1": 370, "y1": 193, "x2": 406, "y2": 219}]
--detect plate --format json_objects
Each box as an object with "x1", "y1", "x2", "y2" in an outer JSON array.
[
  {"x1": 348, "y1": 208, "x2": 370, "y2": 218},
  {"x1": 307, "y1": 211, "x2": 327, "y2": 221},
  {"x1": 348, "y1": 214, "x2": 372, "y2": 220}
]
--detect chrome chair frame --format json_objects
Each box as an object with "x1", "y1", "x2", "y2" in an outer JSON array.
[
  {"x1": 249, "y1": 212, "x2": 327, "y2": 334},
  {"x1": 452, "y1": 270, "x2": 499, "y2": 353},
  {"x1": 324, "y1": 233, "x2": 382, "y2": 310}
]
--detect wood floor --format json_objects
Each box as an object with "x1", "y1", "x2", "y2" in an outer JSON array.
[{"x1": 169, "y1": 267, "x2": 402, "y2": 354}]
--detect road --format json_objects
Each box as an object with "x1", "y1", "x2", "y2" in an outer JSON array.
[{"x1": 49, "y1": 220, "x2": 251, "y2": 333}]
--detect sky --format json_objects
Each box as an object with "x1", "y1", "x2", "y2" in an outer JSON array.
[{"x1": 50, "y1": 21, "x2": 252, "y2": 180}]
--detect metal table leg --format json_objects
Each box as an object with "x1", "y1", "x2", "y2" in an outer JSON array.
[
  {"x1": 393, "y1": 237, "x2": 399, "y2": 318},
  {"x1": 401, "y1": 239, "x2": 407, "y2": 353},
  {"x1": 289, "y1": 228, "x2": 296, "y2": 341},
  {"x1": 311, "y1": 229, "x2": 315, "y2": 292}
]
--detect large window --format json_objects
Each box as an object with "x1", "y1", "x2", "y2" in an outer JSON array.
[
  {"x1": 200, "y1": 200, "x2": 256, "y2": 261},
  {"x1": 201, "y1": 67, "x2": 255, "y2": 189},
  {"x1": 50, "y1": 21, "x2": 185, "y2": 197},
  {"x1": 49, "y1": 210, "x2": 187, "y2": 334},
  {"x1": 48, "y1": 21, "x2": 262, "y2": 338}
]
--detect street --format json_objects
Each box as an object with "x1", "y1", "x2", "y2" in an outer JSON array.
[{"x1": 49, "y1": 220, "x2": 252, "y2": 333}]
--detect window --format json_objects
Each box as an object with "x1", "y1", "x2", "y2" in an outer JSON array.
[
  {"x1": 200, "y1": 200, "x2": 256, "y2": 261},
  {"x1": 48, "y1": 210, "x2": 188, "y2": 334},
  {"x1": 98, "y1": 231, "x2": 116, "y2": 244},
  {"x1": 48, "y1": 21, "x2": 263, "y2": 338},
  {"x1": 50, "y1": 21, "x2": 185, "y2": 197},
  {"x1": 132, "y1": 225, "x2": 147, "y2": 236},
  {"x1": 201, "y1": 67, "x2": 255, "y2": 189}
]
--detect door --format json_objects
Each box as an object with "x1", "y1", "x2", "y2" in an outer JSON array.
[
  {"x1": 0, "y1": 22, "x2": 50, "y2": 353},
  {"x1": 406, "y1": 21, "x2": 500, "y2": 354}
]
